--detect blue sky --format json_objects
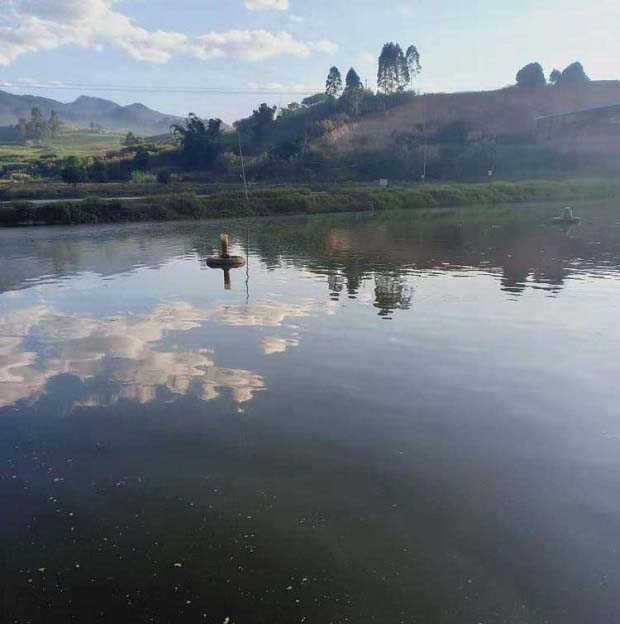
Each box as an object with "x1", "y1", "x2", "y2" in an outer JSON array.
[{"x1": 0, "y1": 0, "x2": 617, "y2": 122}]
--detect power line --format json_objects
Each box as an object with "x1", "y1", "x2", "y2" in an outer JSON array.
[{"x1": 0, "y1": 82, "x2": 324, "y2": 96}]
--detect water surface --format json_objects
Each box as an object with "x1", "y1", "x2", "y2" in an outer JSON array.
[{"x1": 1, "y1": 202, "x2": 620, "y2": 623}]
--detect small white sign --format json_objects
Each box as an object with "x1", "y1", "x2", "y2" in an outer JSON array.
[{"x1": 379, "y1": 178, "x2": 388, "y2": 188}]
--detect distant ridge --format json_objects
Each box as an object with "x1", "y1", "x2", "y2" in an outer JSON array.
[{"x1": 0, "y1": 90, "x2": 183, "y2": 134}]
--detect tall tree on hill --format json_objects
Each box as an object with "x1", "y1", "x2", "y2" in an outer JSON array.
[
  {"x1": 515, "y1": 62, "x2": 546, "y2": 88},
  {"x1": 405, "y1": 45, "x2": 422, "y2": 86},
  {"x1": 325, "y1": 67, "x2": 343, "y2": 98},
  {"x1": 342, "y1": 68, "x2": 364, "y2": 115},
  {"x1": 549, "y1": 69, "x2": 562, "y2": 85},
  {"x1": 344, "y1": 68, "x2": 362, "y2": 93},
  {"x1": 377, "y1": 43, "x2": 409, "y2": 94},
  {"x1": 558, "y1": 62, "x2": 590, "y2": 85}
]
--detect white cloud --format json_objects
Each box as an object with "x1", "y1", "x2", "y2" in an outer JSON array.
[
  {"x1": 196, "y1": 30, "x2": 336, "y2": 62},
  {"x1": 244, "y1": 0, "x2": 290, "y2": 10},
  {"x1": 288, "y1": 14, "x2": 303, "y2": 23},
  {"x1": 0, "y1": 0, "x2": 336, "y2": 65}
]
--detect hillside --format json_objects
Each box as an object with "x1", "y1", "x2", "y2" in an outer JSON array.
[
  {"x1": 0, "y1": 91, "x2": 183, "y2": 134},
  {"x1": 321, "y1": 81, "x2": 620, "y2": 155}
]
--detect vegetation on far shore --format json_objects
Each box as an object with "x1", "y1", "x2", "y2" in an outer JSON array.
[
  {"x1": 0, "y1": 178, "x2": 617, "y2": 227},
  {"x1": 0, "y1": 39, "x2": 600, "y2": 189}
]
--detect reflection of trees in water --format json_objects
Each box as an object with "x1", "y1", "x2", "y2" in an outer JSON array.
[
  {"x1": 373, "y1": 273, "x2": 413, "y2": 319},
  {"x1": 3, "y1": 207, "x2": 620, "y2": 306}
]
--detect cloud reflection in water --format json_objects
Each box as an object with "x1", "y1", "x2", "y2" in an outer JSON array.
[
  {"x1": 0, "y1": 297, "x2": 337, "y2": 409},
  {"x1": 0, "y1": 302, "x2": 264, "y2": 408}
]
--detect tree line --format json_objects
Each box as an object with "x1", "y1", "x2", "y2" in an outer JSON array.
[
  {"x1": 16, "y1": 107, "x2": 63, "y2": 143},
  {"x1": 515, "y1": 61, "x2": 590, "y2": 88},
  {"x1": 325, "y1": 42, "x2": 422, "y2": 100}
]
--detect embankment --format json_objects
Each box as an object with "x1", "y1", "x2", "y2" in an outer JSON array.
[{"x1": 0, "y1": 179, "x2": 617, "y2": 227}]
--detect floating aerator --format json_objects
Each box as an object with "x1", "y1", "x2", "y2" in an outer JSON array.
[{"x1": 206, "y1": 234, "x2": 246, "y2": 268}]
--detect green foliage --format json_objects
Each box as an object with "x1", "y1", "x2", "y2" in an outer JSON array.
[
  {"x1": 16, "y1": 108, "x2": 63, "y2": 143},
  {"x1": 325, "y1": 67, "x2": 343, "y2": 98},
  {"x1": 516, "y1": 63, "x2": 546, "y2": 88},
  {"x1": 48, "y1": 111, "x2": 63, "y2": 137},
  {"x1": 170, "y1": 113, "x2": 223, "y2": 169},
  {"x1": 558, "y1": 62, "x2": 590, "y2": 85},
  {"x1": 341, "y1": 68, "x2": 364, "y2": 115},
  {"x1": 133, "y1": 145, "x2": 150, "y2": 171},
  {"x1": 123, "y1": 131, "x2": 141, "y2": 147},
  {"x1": 405, "y1": 45, "x2": 422, "y2": 82},
  {"x1": 377, "y1": 43, "x2": 410, "y2": 94},
  {"x1": 61, "y1": 156, "x2": 87, "y2": 184},
  {"x1": 87, "y1": 158, "x2": 108, "y2": 182},
  {"x1": 549, "y1": 69, "x2": 562, "y2": 85},
  {"x1": 235, "y1": 103, "x2": 278, "y2": 148},
  {"x1": 157, "y1": 170, "x2": 172, "y2": 184},
  {"x1": 345, "y1": 68, "x2": 362, "y2": 92},
  {"x1": 3, "y1": 180, "x2": 619, "y2": 228},
  {"x1": 130, "y1": 171, "x2": 157, "y2": 183},
  {"x1": 301, "y1": 93, "x2": 330, "y2": 107}
]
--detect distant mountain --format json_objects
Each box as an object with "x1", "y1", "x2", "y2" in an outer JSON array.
[{"x1": 0, "y1": 90, "x2": 184, "y2": 134}]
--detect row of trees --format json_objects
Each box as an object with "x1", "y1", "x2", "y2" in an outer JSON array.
[
  {"x1": 325, "y1": 42, "x2": 422, "y2": 99},
  {"x1": 16, "y1": 107, "x2": 63, "y2": 143},
  {"x1": 516, "y1": 61, "x2": 590, "y2": 88},
  {"x1": 325, "y1": 66, "x2": 368, "y2": 114},
  {"x1": 377, "y1": 43, "x2": 421, "y2": 94}
]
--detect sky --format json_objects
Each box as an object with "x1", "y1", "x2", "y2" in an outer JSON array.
[{"x1": 0, "y1": 0, "x2": 618, "y2": 123}]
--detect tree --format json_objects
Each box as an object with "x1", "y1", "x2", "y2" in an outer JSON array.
[
  {"x1": 248, "y1": 102, "x2": 277, "y2": 143},
  {"x1": 302, "y1": 93, "x2": 329, "y2": 107},
  {"x1": 344, "y1": 68, "x2": 362, "y2": 92},
  {"x1": 516, "y1": 62, "x2": 546, "y2": 88},
  {"x1": 251, "y1": 103, "x2": 277, "y2": 126},
  {"x1": 341, "y1": 68, "x2": 364, "y2": 115},
  {"x1": 48, "y1": 111, "x2": 63, "y2": 137},
  {"x1": 325, "y1": 66, "x2": 343, "y2": 98},
  {"x1": 123, "y1": 131, "x2": 140, "y2": 147},
  {"x1": 170, "y1": 113, "x2": 223, "y2": 169},
  {"x1": 405, "y1": 45, "x2": 422, "y2": 85},
  {"x1": 549, "y1": 69, "x2": 562, "y2": 85},
  {"x1": 558, "y1": 62, "x2": 590, "y2": 85},
  {"x1": 133, "y1": 146, "x2": 150, "y2": 171},
  {"x1": 61, "y1": 156, "x2": 86, "y2": 184},
  {"x1": 88, "y1": 158, "x2": 108, "y2": 182},
  {"x1": 28, "y1": 107, "x2": 47, "y2": 143},
  {"x1": 377, "y1": 43, "x2": 409, "y2": 94}
]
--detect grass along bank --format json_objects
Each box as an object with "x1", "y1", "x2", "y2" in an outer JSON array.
[{"x1": 1, "y1": 179, "x2": 618, "y2": 227}]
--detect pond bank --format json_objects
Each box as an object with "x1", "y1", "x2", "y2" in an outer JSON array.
[{"x1": 1, "y1": 179, "x2": 617, "y2": 227}]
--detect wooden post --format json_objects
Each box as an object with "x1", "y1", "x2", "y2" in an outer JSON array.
[
  {"x1": 223, "y1": 269, "x2": 231, "y2": 290},
  {"x1": 220, "y1": 234, "x2": 230, "y2": 258}
]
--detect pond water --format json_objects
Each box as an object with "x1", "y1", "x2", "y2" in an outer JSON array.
[{"x1": 1, "y1": 202, "x2": 620, "y2": 624}]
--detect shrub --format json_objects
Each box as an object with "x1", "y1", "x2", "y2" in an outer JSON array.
[{"x1": 130, "y1": 171, "x2": 157, "y2": 183}]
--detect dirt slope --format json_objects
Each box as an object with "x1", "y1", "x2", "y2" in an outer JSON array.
[{"x1": 322, "y1": 81, "x2": 620, "y2": 153}]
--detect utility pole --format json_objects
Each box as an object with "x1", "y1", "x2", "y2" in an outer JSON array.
[
  {"x1": 422, "y1": 95, "x2": 428, "y2": 184},
  {"x1": 237, "y1": 128, "x2": 249, "y2": 206}
]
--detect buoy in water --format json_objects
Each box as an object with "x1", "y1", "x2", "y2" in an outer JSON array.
[
  {"x1": 551, "y1": 206, "x2": 581, "y2": 225},
  {"x1": 206, "y1": 234, "x2": 246, "y2": 268}
]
